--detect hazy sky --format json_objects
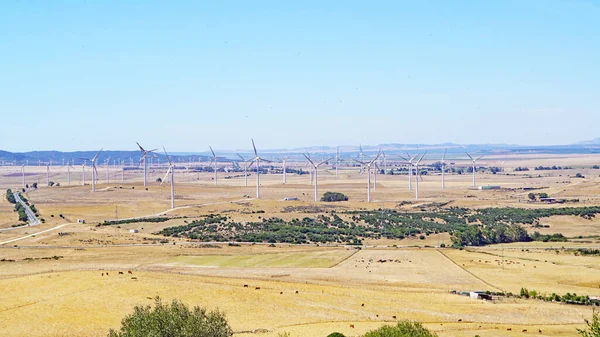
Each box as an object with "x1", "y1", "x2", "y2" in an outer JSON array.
[{"x1": 1, "y1": 1, "x2": 599, "y2": 152}]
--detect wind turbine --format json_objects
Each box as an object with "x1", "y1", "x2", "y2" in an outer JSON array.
[
  {"x1": 303, "y1": 153, "x2": 333, "y2": 202},
  {"x1": 45, "y1": 162, "x2": 50, "y2": 186},
  {"x1": 399, "y1": 153, "x2": 419, "y2": 191},
  {"x1": 121, "y1": 160, "x2": 126, "y2": 183},
  {"x1": 137, "y1": 142, "x2": 157, "y2": 186},
  {"x1": 105, "y1": 156, "x2": 111, "y2": 183},
  {"x1": 354, "y1": 151, "x2": 381, "y2": 202},
  {"x1": 250, "y1": 139, "x2": 270, "y2": 199},
  {"x1": 82, "y1": 163, "x2": 86, "y2": 185},
  {"x1": 79, "y1": 149, "x2": 102, "y2": 192},
  {"x1": 414, "y1": 151, "x2": 427, "y2": 200},
  {"x1": 280, "y1": 156, "x2": 290, "y2": 184},
  {"x1": 465, "y1": 152, "x2": 484, "y2": 187},
  {"x1": 441, "y1": 149, "x2": 447, "y2": 189},
  {"x1": 21, "y1": 165, "x2": 25, "y2": 188},
  {"x1": 61, "y1": 162, "x2": 75, "y2": 186},
  {"x1": 335, "y1": 147, "x2": 341, "y2": 177},
  {"x1": 209, "y1": 146, "x2": 218, "y2": 186},
  {"x1": 161, "y1": 147, "x2": 176, "y2": 209},
  {"x1": 237, "y1": 154, "x2": 253, "y2": 187}
]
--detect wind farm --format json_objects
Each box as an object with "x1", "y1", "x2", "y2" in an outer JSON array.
[{"x1": 2, "y1": 1, "x2": 600, "y2": 336}]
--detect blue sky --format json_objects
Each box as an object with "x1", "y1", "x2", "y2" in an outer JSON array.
[{"x1": 1, "y1": 0, "x2": 599, "y2": 152}]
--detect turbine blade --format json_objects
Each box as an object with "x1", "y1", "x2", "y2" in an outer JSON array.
[
  {"x1": 442, "y1": 148, "x2": 447, "y2": 161},
  {"x1": 209, "y1": 146, "x2": 216, "y2": 158},
  {"x1": 136, "y1": 142, "x2": 145, "y2": 152},
  {"x1": 303, "y1": 153, "x2": 315, "y2": 166},
  {"x1": 318, "y1": 157, "x2": 334, "y2": 166},
  {"x1": 93, "y1": 149, "x2": 103, "y2": 161},
  {"x1": 163, "y1": 147, "x2": 173, "y2": 166},
  {"x1": 251, "y1": 139, "x2": 258, "y2": 157},
  {"x1": 161, "y1": 167, "x2": 172, "y2": 185},
  {"x1": 465, "y1": 152, "x2": 473, "y2": 161},
  {"x1": 237, "y1": 153, "x2": 246, "y2": 161}
]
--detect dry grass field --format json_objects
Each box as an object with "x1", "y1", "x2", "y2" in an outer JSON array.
[{"x1": 1, "y1": 153, "x2": 600, "y2": 336}]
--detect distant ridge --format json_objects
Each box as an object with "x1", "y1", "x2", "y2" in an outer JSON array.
[
  {"x1": 1, "y1": 140, "x2": 600, "y2": 165},
  {"x1": 575, "y1": 137, "x2": 600, "y2": 145}
]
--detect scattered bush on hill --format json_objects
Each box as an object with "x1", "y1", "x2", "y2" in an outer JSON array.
[
  {"x1": 362, "y1": 321, "x2": 438, "y2": 337},
  {"x1": 107, "y1": 297, "x2": 232, "y2": 337},
  {"x1": 321, "y1": 192, "x2": 349, "y2": 202}
]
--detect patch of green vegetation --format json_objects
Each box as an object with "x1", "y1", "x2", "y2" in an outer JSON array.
[
  {"x1": 100, "y1": 217, "x2": 170, "y2": 226},
  {"x1": 321, "y1": 192, "x2": 348, "y2": 202},
  {"x1": 5, "y1": 189, "x2": 16, "y2": 204},
  {"x1": 155, "y1": 207, "x2": 597, "y2": 246}
]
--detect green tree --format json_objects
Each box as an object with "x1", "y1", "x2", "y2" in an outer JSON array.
[
  {"x1": 528, "y1": 193, "x2": 536, "y2": 201},
  {"x1": 327, "y1": 333, "x2": 346, "y2": 337},
  {"x1": 577, "y1": 309, "x2": 600, "y2": 337},
  {"x1": 107, "y1": 297, "x2": 232, "y2": 337},
  {"x1": 362, "y1": 321, "x2": 438, "y2": 337},
  {"x1": 321, "y1": 192, "x2": 349, "y2": 202}
]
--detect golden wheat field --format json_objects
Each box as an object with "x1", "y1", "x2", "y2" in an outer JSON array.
[{"x1": 1, "y1": 153, "x2": 600, "y2": 336}]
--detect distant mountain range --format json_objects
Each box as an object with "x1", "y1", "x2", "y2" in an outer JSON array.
[{"x1": 1, "y1": 140, "x2": 599, "y2": 165}]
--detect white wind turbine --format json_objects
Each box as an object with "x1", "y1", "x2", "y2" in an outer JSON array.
[
  {"x1": 354, "y1": 151, "x2": 381, "y2": 202},
  {"x1": 79, "y1": 149, "x2": 102, "y2": 192},
  {"x1": 280, "y1": 156, "x2": 290, "y2": 184},
  {"x1": 335, "y1": 146, "x2": 341, "y2": 177},
  {"x1": 105, "y1": 156, "x2": 111, "y2": 183},
  {"x1": 61, "y1": 162, "x2": 75, "y2": 186},
  {"x1": 250, "y1": 139, "x2": 270, "y2": 199},
  {"x1": 237, "y1": 154, "x2": 253, "y2": 187},
  {"x1": 121, "y1": 160, "x2": 126, "y2": 183},
  {"x1": 45, "y1": 161, "x2": 51, "y2": 186},
  {"x1": 209, "y1": 146, "x2": 219, "y2": 186},
  {"x1": 303, "y1": 153, "x2": 333, "y2": 202},
  {"x1": 441, "y1": 149, "x2": 447, "y2": 189},
  {"x1": 161, "y1": 147, "x2": 176, "y2": 209},
  {"x1": 137, "y1": 142, "x2": 157, "y2": 186},
  {"x1": 414, "y1": 151, "x2": 427, "y2": 200},
  {"x1": 82, "y1": 162, "x2": 86, "y2": 185},
  {"x1": 399, "y1": 153, "x2": 419, "y2": 191},
  {"x1": 465, "y1": 152, "x2": 484, "y2": 187},
  {"x1": 21, "y1": 165, "x2": 25, "y2": 188}
]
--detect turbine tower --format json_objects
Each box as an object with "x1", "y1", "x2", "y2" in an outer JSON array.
[
  {"x1": 465, "y1": 152, "x2": 484, "y2": 187},
  {"x1": 82, "y1": 163, "x2": 86, "y2": 185},
  {"x1": 281, "y1": 156, "x2": 290, "y2": 184},
  {"x1": 399, "y1": 153, "x2": 419, "y2": 191},
  {"x1": 441, "y1": 149, "x2": 447, "y2": 189},
  {"x1": 45, "y1": 162, "x2": 50, "y2": 186},
  {"x1": 250, "y1": 139, "x2": 270, "y2": 199},
  {"x1": 303, "y1": 153, "x2": 333, "y2": 202},
  {"x1": 61, "y1": 162, "x2": 75, "y2": 186},
  {"x1": 209, "y1": 146, "x2": 218, "y2": 186},
  {"x1": 161, "y1": 147, "x2": 176, "y2": 209},
  {"x1": 136, "y1": 142, "x2": 157, "y2": 186},
  {"x1": 79, "y1": 149, "x2": 102, "y2": 192},
  {"x1": 414, "y1": 151, "x2": 427, "y2": 200},
  {"x1": 105, "y1": 156, "x2": 111, "y2": 183},
  {"x1": 237, "y1": 154, "x2": 253, "y2": 187},
  {"x1": 354, "y1": 151, "x2": 381, "y2": 202},
  {"x1": 335, "y1": 146, "x2": 341, "y2": 177},
  {"x1": 21, "y1": 165, "x2": 25, "y2": 188}
]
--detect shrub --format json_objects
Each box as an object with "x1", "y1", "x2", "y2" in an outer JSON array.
[
  {"x1": 107, "y1": 297, "x2": 232, "y2": 337},
  {"x1": 327, "y1": 333, "x2": 346, "y2": 337},
  {"x1": 321, "y1": 192, "x2": 349, "y2": 202},
  {"x1": 577, "y1": 309, "x2": 600, "y2": 337},
  {"x1": 362, "y1": 321, "x2": 438, "y2": 337}
]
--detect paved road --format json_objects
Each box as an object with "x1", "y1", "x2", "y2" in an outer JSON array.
[
  {"x1": 14, "y1": 192, "x2": 40, "y2": 226},
  {"x1": 0, "y1": 192, "x2": 40, "y2": 232}
]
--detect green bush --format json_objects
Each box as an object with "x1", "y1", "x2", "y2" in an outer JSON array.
[
  {"x1": 577, "y1": 309, "x2": 600, "y2": 337},
  {"x1": 327, "y1": 333, "x2": 346, "y2": 337},
  {"x1": 362, "y1": 321, "x2": 438, "y2": 337},
  {"x1": 107, "y1": 297, "x2": 232, "y2": 337},
  {"x1": 321, "y1": 192, "x2": 348, "y2": 202},
  {"x1": 6, "y1": 189, "x2": 16, "y2": 204}
]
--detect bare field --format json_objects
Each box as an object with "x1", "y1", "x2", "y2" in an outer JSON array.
[{"x1": 1, "y1": 153, "x2": 600, "y2": 336}]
